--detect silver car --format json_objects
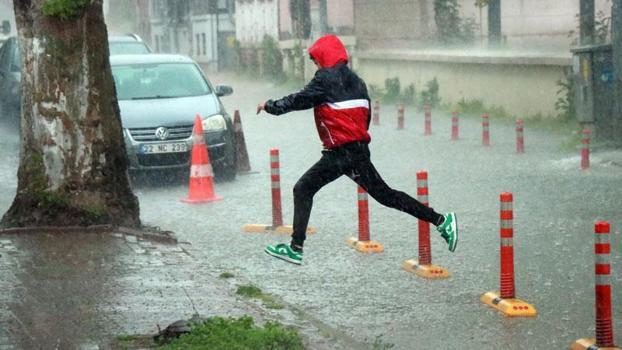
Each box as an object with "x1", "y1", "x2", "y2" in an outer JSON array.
[{"x1": 110, "y1": 54, "x2": 237, "y2": 181}]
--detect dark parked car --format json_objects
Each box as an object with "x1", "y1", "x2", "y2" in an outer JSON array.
[
  {"x1": 108, "y1": 34, "x2": 152, "y2": 55},
  {"x1": 110, "y1": 54, "x2": 237, "y2": 181},
  {"x1": 0, "y1": 36, "x2": 20, "y2": 120},
  {"x1": 0, "y1": 34, "x2": 151, "y2": 122}
]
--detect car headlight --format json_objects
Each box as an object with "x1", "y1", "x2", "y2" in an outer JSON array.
[
  {"x1": 10, "y1": 81, "x2": 19, "y2": 97},
  {"x1": 202, "y1": 114, "x2": 226, "y2": 132}
]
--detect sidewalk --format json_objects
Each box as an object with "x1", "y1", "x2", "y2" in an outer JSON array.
[{"x1": 0, "y1": 229, "x2": 356, "y2": 349}]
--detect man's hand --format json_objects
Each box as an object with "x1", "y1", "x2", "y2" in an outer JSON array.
[{"x1": 256, "y1": 102, "x2": 266, "y2": 115}]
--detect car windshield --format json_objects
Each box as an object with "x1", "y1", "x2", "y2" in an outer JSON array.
[
  {"x1": 109, "y1": 42, "x2": 150, "y2": 55},
  {"x1": 112, "y1": 63, "x2": 211, "y2": 100}
]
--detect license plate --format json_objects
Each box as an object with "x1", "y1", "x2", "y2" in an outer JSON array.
[{"x1": 140, "y1": 142, "x2": 188, "y2": 154}]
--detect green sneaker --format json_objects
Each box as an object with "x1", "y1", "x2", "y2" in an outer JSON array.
[
  {"x1": 437, "y1": 212, "x2": 458, "y2": 252},
  {"x1": 265, "y1": 243, "x2": 303, "y2": 265}
]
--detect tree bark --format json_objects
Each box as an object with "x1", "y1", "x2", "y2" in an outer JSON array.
[{"x1": 2, "y1": 0, "x2": 140, "y2": 228}]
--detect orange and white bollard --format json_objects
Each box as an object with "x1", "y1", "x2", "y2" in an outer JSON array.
[
  {"x1": 424, "y1": 104, "x2": 432, "y2": 135},
  {"x1": 581, "y1": 129, "x2": 591, "y2": 170},
  {"x1": 373, "y1": 100, "x2": 380, "y2": 126},
  {"x1": 451, "y1": 111, "x2": 459, "y2": 141},
  {"x1": 243, "y1": 149, "x2": 315, "y2": 234},
  {"x1": 481, "y1": 192, "x2": 537, "y2": 317},
  {"x1": 570, "y1": 222, "x2": 620, "y2": 350},
  {"x1": 270, "y1": 149, "x2": 283, "y2": 228},
  {"x1": 482, "y1": 113, "x2": 490, "y2": 147},
  {"x1": 397, "y1": 104, "x2": 405, "y2": 130},
  {"x1": 402, "y1": 171, "x2": 450, "y2": 279},
  {"x1": 516, "y1": 118, "x2": 525, "y2": 154},
  {"x1": 347, "y1": 186, "x2": 383, "y2": 253}
]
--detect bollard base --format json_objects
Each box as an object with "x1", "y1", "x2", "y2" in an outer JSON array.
[
  {"x1": 570, "y1": 338, "x2": 620, "y2": 350},
  {"x1": 401, "y1": 259, "x2": 450, "y2": 279},
  {"x1": 242, "y1": 224, "x2": 272, "y2": 233},
  {"x1": 480, "y1": 291, "x2": 537, "y2": 317},
  {"x1": 274, "y1": 225, "x2": 316, "y2": 235},
  {"x1": 243, "y1": 224, "x2": 315, "y2": 234},
  {"x1": 346, "y1": 237, "x2": 384, "y2": 253}
]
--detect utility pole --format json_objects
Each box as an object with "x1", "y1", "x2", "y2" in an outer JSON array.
[
  {"x1": 319, "y1": 0, "x2": 328, "y2": 35},
  {"x1": 488, "y1": 0, "x2": 501, "y2": 47},
  {"x1": 580, "y1": 0, "x2": 595, "y2": 45},
  {"x1": 612, "y1": 0, "x2": 622, "y2": 136}
]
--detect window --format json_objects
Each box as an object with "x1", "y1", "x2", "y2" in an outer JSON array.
[
  {"x1": 202, "y1": 33, "x2": 206, "y2": 56},
  {"x1": 109, "y1": 42, "x2": 151, "y2": 55},
  {"x1": 112, "y1": 63, "x2": 212, "y2": 100},
  {"x1": 196, "y1": 34, "x2": 201, "y2": 56}
]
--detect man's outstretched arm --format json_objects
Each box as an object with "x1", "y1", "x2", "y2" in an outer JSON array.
[{"x1": 257, "y1": 71, "x2": 327, "y2": 115}]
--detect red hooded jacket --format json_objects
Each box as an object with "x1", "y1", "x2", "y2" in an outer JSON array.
[{"x1": 265, "y1": 35, "x2": 371, "y2": 149}]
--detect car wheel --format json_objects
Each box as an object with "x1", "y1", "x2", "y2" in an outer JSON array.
[{"x1": 214, "y1": 131, "x2": 237, "y2": 182}]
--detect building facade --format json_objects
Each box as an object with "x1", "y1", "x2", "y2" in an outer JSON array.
[
  {"x1": 236, "y1": 0, "x2": 279, "y2": 45},
  {"x1": 145, "y1": 0, "x2": 236, "y2": 71},
  {"x1": 234, "y1": 0, "x2": 355, "y2": 79},
  {"x1": 354, "y1": 0, "x2": 612, "y2": 51}
]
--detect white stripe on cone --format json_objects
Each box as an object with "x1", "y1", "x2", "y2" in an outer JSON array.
[{"x1": 190, "y1": 164, "x2": 214, "y2": 178}]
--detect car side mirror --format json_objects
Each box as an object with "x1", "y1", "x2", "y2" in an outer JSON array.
[
  {"x1": 215, "y1": 84, "x2": 233, "y2": 97},
  {"x1": 1, "y1": 21, "x2": 10, "y2": 35}
]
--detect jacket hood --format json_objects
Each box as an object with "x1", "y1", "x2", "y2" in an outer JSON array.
[{"x1": 308, "y1": 35, "x2": 348, "y2": 68}]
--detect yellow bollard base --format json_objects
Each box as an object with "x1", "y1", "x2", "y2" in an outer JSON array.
[
  {"x1": 480, "y1": 291, "x2": 537, "y2": 317},
  {"x1": 401, "y1": 259, "x2": 451, "y2": 279},
  {"x1": 243, "y1": 224, "x2": 316, "y2": 234},
  {"x1": 243, "y1": 224, "x2": 272, "y2": 233},
  {"x1": 346, "y1": 237, "x2": 384, "y2": 253},
  {"x1": 274, "y1": 225, "x2": 316, "y2": 235},
  {"x1": 570, "y1": 338, "x2": 620, "y2": 350}
]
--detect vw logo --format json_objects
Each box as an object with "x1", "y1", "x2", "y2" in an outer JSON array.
[{"x1": 155, "y1": 127, "x2": 169, "y2": 140}]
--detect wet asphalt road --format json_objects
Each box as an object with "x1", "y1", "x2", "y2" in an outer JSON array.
[{"x1": 0, "y1": 73, "x2": 621, "y2": 349}]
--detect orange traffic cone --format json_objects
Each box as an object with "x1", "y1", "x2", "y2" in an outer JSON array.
[
  {"x1": 233, "y1": 110, "x2": 256, "y2": 174},
  {"x1": 181, "y1": 114, "x2": 222, "y2": 203}
]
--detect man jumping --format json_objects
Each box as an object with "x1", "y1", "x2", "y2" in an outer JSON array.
[{"x1": 257, "y1": 35, "x2": 458, "y2": 265}]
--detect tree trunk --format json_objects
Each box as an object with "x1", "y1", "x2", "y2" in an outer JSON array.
[{"x1": 2, "y1": 0, "x2": 140, "y2": 228}]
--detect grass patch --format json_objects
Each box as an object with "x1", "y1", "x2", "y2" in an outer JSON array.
[
  {"x1": 116, "y1": 334, "x2": 137, "y2": 342},
  {"x1": 445, "y1": 98, "x2": 582, "y2": 151},
  {"x1": 371, "y1": 334, "x2": 396, "y2": 349},
  {"x1": 261, "y1": 298, "x2": 285, "y2": 310},
  {"x1": 236, "y1": 284, "x2": 263, "y2": 298},
  {"x1": 236, "y1": 284, "x2": 285, "y2": 310},
  {"x1": 559, "y1": 131, "x2": 583, "y2": 152},
  {"x1": 111, "y1": 334, "x2": 155, "y2": 349},
  {"x1": 158, "y1": 316, "x2": 304, "y2": 350},
  {"x1": 219, "y1": 272, "x2": 234, "y2": 279},
  {"x1": 449, "y1": 98, "x2": 580, "y2": 132}
]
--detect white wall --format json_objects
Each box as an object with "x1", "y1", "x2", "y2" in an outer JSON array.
[
  {"x1": 235, "y1": 0, "x2": 279, "y2": 45},
  {"x1": 459, "y1": 0, "x2": 613, "y2": 50}
]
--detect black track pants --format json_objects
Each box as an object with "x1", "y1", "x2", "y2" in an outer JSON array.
[{"x1": 291, "y1": 142, "x2": 443, "y2": 246}]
